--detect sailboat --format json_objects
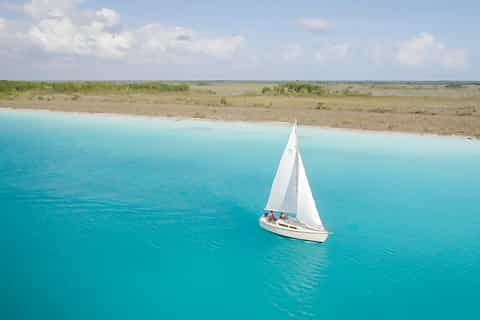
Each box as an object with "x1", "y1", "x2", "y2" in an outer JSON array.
[{"x1": 259, "y1": 122, "x2": 329, "y2": 243}]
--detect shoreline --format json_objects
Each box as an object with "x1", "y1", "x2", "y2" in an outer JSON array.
[
  {"x1": 1, "y1": 106, "x2": 478, "y2": 141},
  {"x1": 1, "y1": 81, "x2": 479, "y2": 139}
]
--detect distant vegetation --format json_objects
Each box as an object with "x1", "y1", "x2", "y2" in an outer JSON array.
[
  {"x1": 220, "y1": 97, "x2": 228, "y2": 105},
  {"x1": 193, "y1": 81, "x2": 212, "y2": 86},
  {"x1": 445, "y1": 83, "x2": 464, "y2": 89},
  {"x1": 260, "y1": 81, "x2": 369, "y2": 97},
  {"x1": 261, "y1": 82, "x2": 328, "y2": 96},
  {"x1": 0, "y1": 81, "x2": 189, "y2": 96}
]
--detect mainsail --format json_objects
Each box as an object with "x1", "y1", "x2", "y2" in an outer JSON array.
[
  {"x1": 265, "y1": 123, "x2": 325, "y2": 230},
  {"x1": 265, "y1": 124, "x2": 298, "y2": 214}
]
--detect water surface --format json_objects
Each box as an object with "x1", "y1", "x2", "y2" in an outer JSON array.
[{"x1": 1, "y1": 109, "x2": 479, "y2": 319}]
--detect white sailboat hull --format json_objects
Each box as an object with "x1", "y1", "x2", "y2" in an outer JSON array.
[{"x1": 259, "y1": 216, "x2": 329, "y2": 243}]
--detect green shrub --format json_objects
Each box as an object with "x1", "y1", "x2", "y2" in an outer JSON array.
[
  {"x1": 261, "y1": 87, "x2": 272, "y2": 94},
  {"x1": 315, "y1": 102, "x2": 330, "y2": 110},
  {"x1": 269, "y1": 82, "x2": 329, "y2": 96},
  {"x1": 445, "y1": 83, "x2": 464, "y2": 89},
  {"x1": 0, "y1": 80, "x2": 190, "y2": 95}
]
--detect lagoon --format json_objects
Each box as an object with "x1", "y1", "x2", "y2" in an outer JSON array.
[{"x1": 1, "y1": 109, "x2": 479, "y2": 319}]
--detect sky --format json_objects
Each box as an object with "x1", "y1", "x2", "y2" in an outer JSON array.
[{"x1": 0, "y1": 0, "x2": 479, "y2": 80}]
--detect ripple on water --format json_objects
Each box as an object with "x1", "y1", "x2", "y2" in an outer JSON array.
[{"x1": 262, "y1": 240, "x2": 329, "y2": 317}]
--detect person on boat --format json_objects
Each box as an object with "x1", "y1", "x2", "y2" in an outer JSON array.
[
  {"x1": 279, "y1": 212, "x2": 287, "y2": 220},
  {"x1": 267, "y1": 210, "x2": 276, "y2": 222}
]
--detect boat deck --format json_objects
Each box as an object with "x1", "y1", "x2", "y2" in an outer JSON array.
[
  {"x1": 262, "y1": 216, "x2": 320, "y2": 232},
  {"x1": 259, "y1": 216, "x2": 329, "y2": 242}
]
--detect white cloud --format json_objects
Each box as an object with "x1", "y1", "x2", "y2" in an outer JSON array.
[
  {"x1": 95, "y1": 8, "x2": 120, "y2": 27},
  {"x1": 297, "y1": 17, "x2": 331, "y2": 32},
  {"x1": 282, "y1": 44, "x2": 303, "y2": 62},
  {"x1": 16, "y1": 1, "x2": 245, "y2": 60},
  {"x1": 137, "y1": 24, "x2": 193, "y2": 53},
  {"x1": 21, "y1": 1, "x2": 133, "y2": 58},
  {"x1": 365, "y1": 44, "x2": 391, "y2": 65},
  {"x1": 26, "y1": 16, "x2": 133, "y2": 58},
  {"x1": 187, "y1": 35, "x2": 245, "y2": 58},
  {"x1": 314, "y1": 42, "x2": 351, "y2": 63},
  {"x1": 1, "y1": 2, "x2": 474, "y2": 79},
  {"x1": 0, "y1": 18, "x2": 6, "y2": 32},
  {"x1": 24, "y1": 0, "x2": 79, "y2": 19},
  {"x1": 440, "y1": 48, "x2": 469, "y2": 70},
  {"x1": 137, "y1": 24, "x2": 245, "y2": 59},
  {"x1": 396, "y1": 32, "x2": 469, "y2": 70}
]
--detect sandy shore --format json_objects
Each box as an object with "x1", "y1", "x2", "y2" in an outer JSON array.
[{"x1": 1, "y1": 91, "x2": 479, "y2": 138}]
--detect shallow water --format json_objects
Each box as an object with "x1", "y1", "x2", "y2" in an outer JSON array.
[{"x1": 1, "y1": 109, "x2": 479, "y2": 319}]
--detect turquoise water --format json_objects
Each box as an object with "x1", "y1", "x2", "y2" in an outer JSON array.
[{"x1": 1, "y1": 109, "x2": 479, "y2": 319}]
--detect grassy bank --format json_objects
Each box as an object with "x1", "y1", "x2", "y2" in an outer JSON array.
[{"x1": 1, "y1": 80, "x2": 479, "y2": 138}]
